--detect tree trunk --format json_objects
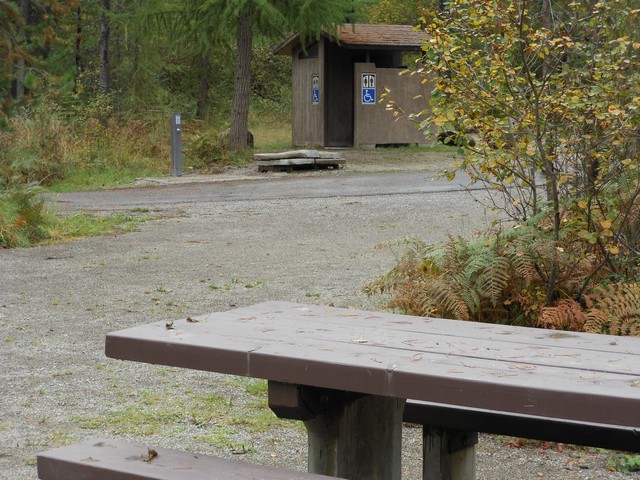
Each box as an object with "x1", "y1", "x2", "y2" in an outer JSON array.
[
  {"x1": 15, "y1": 0, "x2": 30, "y2": 104},
  {"x1": 99, "y1": 0, "x2": 110, "y2": 95},
  {"x1": 229, "y1": 8, "x2": 253, "y2": 149},
  {"x1": 540, "y1": 0, "x2": 560, "y2": 306},
  {"x1": 75, "y1": 5, "x2": 82, "y2": 75},
  {"x1": 196, "y1": 54, "x2": 211, "y2": 120}
]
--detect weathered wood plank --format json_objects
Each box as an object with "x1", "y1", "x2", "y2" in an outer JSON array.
[
  {"x1": 256, "y1": 159, "x2": 345, "y2": 167},
  {"x1": 314, "y1": 158, "x2": 346, "y2": 165},
  {"x1": 106, "y1": 301, "x2": 640, "y2": 428},
  {"x1": 254, "y1": 150, "x2": 342, "y2": 160},
  {"x1": 256, "y1": 158, "x2": 345, "y2": 172},
  {"x1": 403, "y1": 400, "x2": 640, "y2": 452},
  {"x1": 38, "y1": 438, "x2": 334, "y2": 480},
  {"x1": 256, "y1": 158, "x2": 317, "y2": 166}
]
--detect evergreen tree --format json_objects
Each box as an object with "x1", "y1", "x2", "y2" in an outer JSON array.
[{"x1": 188, "y1": 0, "x2": 372, "y2": 149}]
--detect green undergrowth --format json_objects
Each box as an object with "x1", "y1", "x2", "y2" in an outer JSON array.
[
  {"x1": 608, "y1": 453, "x2": 640, "y2": 473},
  {"x1": 49, "y1": 211, "x2": 152, "y2": 241},
  {"x1": 74, "y1": 378, "x2": 296, "y2": 453},
  {"x1": 0, "y1": 183, "x2": 152, "y2": 248},
  {"x1": 0, "y1": 101, "x2": 293, "y2": 247}
]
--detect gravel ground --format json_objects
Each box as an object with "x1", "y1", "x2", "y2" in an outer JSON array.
[{"x1": 1, "y1": 150, "x2": 638, "y2": 479}]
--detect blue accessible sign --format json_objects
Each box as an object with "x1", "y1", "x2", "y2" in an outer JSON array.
[
  {"x1": 312, "y1": 75, "x2": 320, "y2": 105},
  {"x1": 361, "y1": 73, "x2": 376, "y2": 104}
]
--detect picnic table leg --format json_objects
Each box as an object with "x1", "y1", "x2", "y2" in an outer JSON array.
[
  {"x1": 304, "y1": 394, "x2": 405, "y2": 480},
  {"x1": 422, "y1": 426, "x2": 477, "y2": 480}
]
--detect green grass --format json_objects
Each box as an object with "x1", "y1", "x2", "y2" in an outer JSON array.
[
  {"x1": 74, "y1": 380, "x2": 294, "y2": 443},
  {"x1": 48, "y1": 166, "x2": 165, "y2": 193},
  {"x1": 250, "y1": 119, "x2": 292, "y2": 151},
  {"x1": 46, "y1": 212, "x2": 151, "y2": 243}
]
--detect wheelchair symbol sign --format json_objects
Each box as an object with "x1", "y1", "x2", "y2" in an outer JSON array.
[
  {"x1": 361, "y1": 73, "x2": 376, "y2": 105},
  {"x1": 312, "y1": 74, "x2": 320, "y2": 105}
]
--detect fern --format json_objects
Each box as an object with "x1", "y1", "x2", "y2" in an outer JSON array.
[
  {"x1": 538, "y1": 299, "x2": 587, "y2": 331},
  {"x1": 430, "y1": 276, "x2": 471, "y2": 320},
  {"x1": 477, "y1": 256, "x2": 512, "y2": 307},
  {"x1": 584, "y1": 283, "x2": 640, "y2": 336}
]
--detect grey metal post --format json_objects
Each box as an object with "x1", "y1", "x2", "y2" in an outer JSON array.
[{"x1": 170, "y1": 112, "x2": 182, "y2": 177}]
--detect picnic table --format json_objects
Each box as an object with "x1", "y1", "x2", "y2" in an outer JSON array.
[{"x1": 102, "y1": 301, "x2": 640, "y2": 480}]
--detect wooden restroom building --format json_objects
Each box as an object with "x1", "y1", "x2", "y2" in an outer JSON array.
[{"x1": 275, "y1": 24, "x2": 432, "y2": 148}]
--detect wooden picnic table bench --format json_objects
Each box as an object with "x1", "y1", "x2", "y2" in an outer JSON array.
[
  {"x1": 42, "y1": 301, "x2": 640, "y2": 480},
  {"x1": 37, "y1": 437, "x2": 335, "y2": 480}
]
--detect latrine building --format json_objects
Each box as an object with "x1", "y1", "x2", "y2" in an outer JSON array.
[{"x1": 275, "y1": 24, "x2": 432, "y2": 148}]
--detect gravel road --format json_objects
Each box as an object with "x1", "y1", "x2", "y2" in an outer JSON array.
[{"x1": 1, "y1": 150, "x2": 638, "y2": 479}]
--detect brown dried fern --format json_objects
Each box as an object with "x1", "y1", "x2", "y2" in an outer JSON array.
[
  {"x1": 510, "y1": 250, "x2": 537, "y2": 283},
  {"x1": 583, "y1": 283, "x2": 640, "y2": 336},
  {"x1": 537, "y1": 299, "x2": 587, "y2": 331},
  {"x1": 429, "y1": 276, "x2": 471, "y2": 321}
]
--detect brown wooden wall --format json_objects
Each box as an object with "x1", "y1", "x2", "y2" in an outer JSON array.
[
  {"x1": 291, "y1": 42, "x2": 324, "y2": 147},
  {"x1": 289, "y1": 42, "x2": 433, "y2": 147},
  {"x1": 353, "y1": 63, "x2": 432, "y2": 147}
]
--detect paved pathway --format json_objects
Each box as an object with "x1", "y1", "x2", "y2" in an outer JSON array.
[{"x1": 48, "y1": 170, "x2": 475, "y2": 212}]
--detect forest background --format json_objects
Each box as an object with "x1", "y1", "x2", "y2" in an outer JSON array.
[
  {"x1": 0, "y1": 0, "x2": 427, "y2": 244},
  {"x1": 0, "y1": 0, "x2": 426, "y2": 184},
  {"x1": 1, "y1": 0, "x2": 640, "y2": 342}
]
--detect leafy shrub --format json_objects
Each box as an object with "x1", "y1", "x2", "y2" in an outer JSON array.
[
  {"x1": 0, "y1": 173, "x2": 48, "y2": 248},
  {"x1": 0, "y1": 99, "x2": 75, "y2": 185},
  {"x1": 366, "y1": 211, "x2": 640, "y2": 335},
  {"x1": 608, "y1": 454, "x2": 640, "y2": 473},
  {"x1": 187, "y1": 129, "x2": 253, "y2": 168},
  {"x1": 0, "y1": 98, "x2": 172, "y2": 189},
  {"x1": 366, "y1": 233, "x2": 544, "y2": 326}
]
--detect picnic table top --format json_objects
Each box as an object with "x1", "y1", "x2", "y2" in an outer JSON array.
[{"x1": 105, "y1": 301, "x2": 640, "y2": 428}]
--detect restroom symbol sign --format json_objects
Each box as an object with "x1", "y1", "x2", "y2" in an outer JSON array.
[
  {"x1": 312, "y1": 75, "x2": 320, "y2": 105},
  {"x1": 361, "y1": 73, "x2": 376, "y2": 104}
]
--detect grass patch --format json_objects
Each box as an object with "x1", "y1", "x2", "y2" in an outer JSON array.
[
  {"x1": 74, "y1": 391, "x2": 229, "y2": 436},
  {"x1": 46, "y1": 211, "x2": 151, "y2": 243},
  {"x1": 48, "y1": 166, "x2": 164, "y2": 193},
  {"x1": 74, "y1": 385, "x2": 293, "y2": 439},
  {"x1": 251, "y1": 119, "x2": 292, "y2": 151}
]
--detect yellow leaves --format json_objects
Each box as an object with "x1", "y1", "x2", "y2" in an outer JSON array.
[
  {"x1": 607, "y1": 245, "x2": 620, "y2": 255},
  {"x1": 538, "y1": 46, "x2": 550, "y2": 59},
  {"x1": 608, "y1": 105, "x2": 622, "y2": 116},
  {"x1": 600, "y1": 220, "x2": 614, "y2": 238},
  {"x1": 578, "y1": 200, "x2": 588, "y2": 209}
]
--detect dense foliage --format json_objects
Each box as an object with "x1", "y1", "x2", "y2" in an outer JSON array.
[
  {"x1": 377, "y1": 0, "x2": 640, "y2": 333},
  {"x1": 0, "y1": 0, "x2": 378, "y2": 246}
]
